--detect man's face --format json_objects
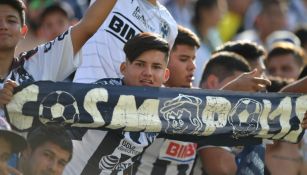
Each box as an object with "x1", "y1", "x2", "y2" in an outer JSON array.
[
  {"x1": 24, "y1": 142, "x2": 70, "y2": 175},
  {"x1": 0, "y1": 5, "x2": 25, "y2": 51},
  {"x1": 40, "y1": 12, "x2": 70, "y2": 40},
  {"x1": 166, "y1": 44, "x2": 196, "y2": 88},
  {"x1": 121, "y1": 50, "x2": 169, "y2": 87},
  {"x1": 267, "y1": 54, "x2": 302, "y2": 80},
  {"x1": 0, "y1": 137, "x2": 11, "y2": 164}
]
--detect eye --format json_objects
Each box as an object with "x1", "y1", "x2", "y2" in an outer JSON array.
[
  {"x1": 153, "y1": 65, "x2": 162, "y2": 69},
  {"x1": 58, "y1": 160, "x2": 67, "y2": 167},
  {"x1": 43, "y1": 151, "x2": 53, "y2": 160},
  {"x1": 179, "y1": 58, "x2": 188, "y2": 62},
  {"x1": 7, "y1": 18, "x2": 18, "y2": 24},
  {"x1": 135, "y1": 62, "x2": 144, "y2": 67}
]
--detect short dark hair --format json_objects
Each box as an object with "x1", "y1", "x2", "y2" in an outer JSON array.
[
  {"x1": 215, "y1": 41, "x2": 266, "y2": 64},
  {"x1": 124, "y1": 32, "x2": 169, "y2": 63},
  {"x1": 173, "y1": 25, "x2": 200, "y2": 49},
  {"x1": 201, "y1": 51, "x2": 251, "y2": 84},
  {"x1": 0, "y1": 0, "x2": 26, "y2": 26},
  {"x1": 27, "y1": 124, "x2": 73, "y2": 160},
  {"x1": 266, "y1": 42, "x2": 305, "y2": 67}
]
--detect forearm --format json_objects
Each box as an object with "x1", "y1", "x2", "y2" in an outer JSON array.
[
  {"x1": 280, "y1": 76, "x2": 307, "y2": 93},
  {"x1": 71, "y1": 0, "x2": 117, "y2": 53}
]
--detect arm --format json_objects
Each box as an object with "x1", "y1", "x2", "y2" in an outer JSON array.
[
  {"x1": 71, "y1": 0, "x2": 117, "y2": 54},
  {"x1": 221, "y1": 69, "x2": 271, "y2": 92},
  {"x1": 280, "y1": 76, "x2": 307, "y2": 93},
  {"x1": 279, "y1": 77, "x2": 307, "y2": 129},
  {"x1": 199, "y1": 147, "x2": 237, "y2": 175}
]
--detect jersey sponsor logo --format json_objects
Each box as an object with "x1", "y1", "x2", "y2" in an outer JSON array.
[
  {"x1": 99, "y1": 137, "x2": 143, "y2": 173},
  {"x1": 107, "y1": 12, "x2": 143, "y2": 43},
  {"x1": 132, "y1": 6, "x2": 146, "y2": 27},
  {"x1": 159, "y1": 140, "x2": 197, "y2": 163},
  {"x1": 160, "y1": 20, "x2": 170, "y2": 39}
]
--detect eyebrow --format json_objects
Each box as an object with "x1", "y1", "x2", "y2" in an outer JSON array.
[
  {"x1": 44, "y1": 149, "x2": 69, "y2": 163},
  {"x1": 7, "y1": 15, "x2": 19, "y2": 21}
]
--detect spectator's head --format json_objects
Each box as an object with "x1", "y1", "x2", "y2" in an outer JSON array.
[
  {"x1": 0, "y1": 117, "x2": 26, "y2": 164},
  {"x1": 121, "y1": 32, "x2": 170, "y2": 87},
  {"x1": 20, "y1": 124, "x2": 72, "y2": 175},
  {"x1": 255, "y1": 0, "x2": 288, "y2": 41},
  {"x1": 200, "y1": 51, "x2": 251, "y2": 89},
  {"x1": 165, "y1": 25, "x2": 200, "y2": 88},
  {"x1": 0, "y1": 0, "x2": 26, "y2": 26},
  {"x1": 39, "y1": 2, "x2": 75, "y2": 41},
  {"x1": 215, "y1": 40, "x2": 266, "y2": 77},
  {"x1": 192, "y1": 0, "x2": 222, "y2": 32},
  {"x1": 266, "y1": 42, "x2": 305, "y2": 80},
  {"x1": 0, "y1": 0, "x2": 28, "y2": 50}
]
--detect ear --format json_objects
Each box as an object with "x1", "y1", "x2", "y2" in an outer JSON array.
[
  {"x1": 163, "y1": 68, "x2": 170, "y2": 83},
  {"x1": 204, "y1": 74, "x2": 219, "y2": 89},
  {"x1": 20, "y1": 25, "x2": 28, "y2": 38},
  {"x1": 120, "y1": 62, "x2": 127, "y2": 75},
  {"x1": 21, "y1": 146, "x2": 31, "y2": 159}
]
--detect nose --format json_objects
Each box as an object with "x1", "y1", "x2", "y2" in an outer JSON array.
[
  {"x1": 142, "y1": 66, "x2": 153, "y2": 77},
  {"x1": 0, "y1": 19, "x2": 8, "y2": 30},
  {"x1": 188, "y1": 59, "x2": 196, "y2": 71},
  {"x1": 47, "y1": 159, "x2": 57, "y2": 174}
]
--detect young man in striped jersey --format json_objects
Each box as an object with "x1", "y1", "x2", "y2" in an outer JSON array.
[
  {"x1": 134, "y1": 25, "x2": 201, "y2": 175},
  {"x1": 64, "y1": 32, "x2": 171, "y2": 175}
]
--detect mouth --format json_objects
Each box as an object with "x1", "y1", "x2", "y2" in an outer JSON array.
[
  {"x1": 186, "y1": 75, "x2": 194, "y2": 82},
  {"x1": 0, "y1": 33, "x2": 10, "y2": 38},
  {"x1": 140, "y1": 79, "x2": 153, "y2": 86}
]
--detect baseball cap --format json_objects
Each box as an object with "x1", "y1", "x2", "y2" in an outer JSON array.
[
  {"x1": 0, "y1": 117, "x2": 27, "y2": 153},
  {"x1": 266, "y1": 30, "x2": 301, "y2": 50}
]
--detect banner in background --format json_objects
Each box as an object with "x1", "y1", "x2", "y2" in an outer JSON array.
[{"x1": 5, "y1": 81, "x2": 307, "y2": 144}]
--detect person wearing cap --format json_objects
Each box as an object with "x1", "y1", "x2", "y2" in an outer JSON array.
[
  {"x1": 0, "y1": 117, "x2": 26, "y2": 175},
  {"x1": 265, "y1": 42, "x2": 305, "y2": 80}
]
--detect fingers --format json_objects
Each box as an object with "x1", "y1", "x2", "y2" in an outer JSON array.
[
  {"x1": 0, "y1": 163, "x2": 22, "y2": 175},
  {"x1": 0, "y1": 80, "x2": 17, "y2": 107},
  {"x1": 252, "y1": 77, "x2": 271, "y2": 87},
  {"x1": 3, "y1": 80, "x2": 17, "y2": 91},
  {"x1": 245, "y1": 68, "x2": 258, "y2": 76},
  {"x1": 6, "y1": 166, "x2": 22, "y2": 175}
]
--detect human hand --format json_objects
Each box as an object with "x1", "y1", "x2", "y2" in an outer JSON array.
[
  {"x1": 0, "y1": 162, "x2": 22, "y2": 175},
  {"x1": 0, "y1": 80, "x2": 17, "y2": 108},
  {"x1": 221, "y1": 69, "x2": 271, "y2": 92}
]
